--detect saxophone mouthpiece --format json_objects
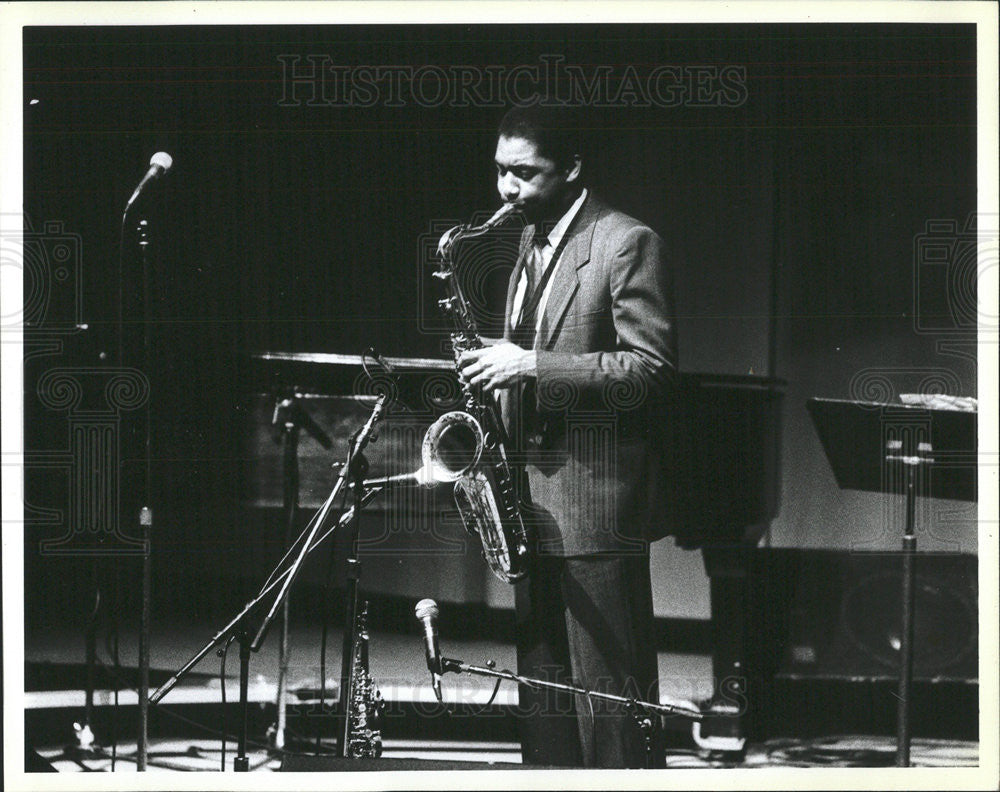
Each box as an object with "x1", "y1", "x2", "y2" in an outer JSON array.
[{"x1": 482, "y1": 202, "x2": 517, "y2": 230}]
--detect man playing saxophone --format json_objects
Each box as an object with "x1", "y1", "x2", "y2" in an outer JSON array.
[{"x1": 457, "y1": 104, "x2": 678, "y2": 768}]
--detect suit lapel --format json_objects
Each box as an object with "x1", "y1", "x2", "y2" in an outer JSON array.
[{"x1": 538, "y1": 194, "x2": 601, "y2": 349}]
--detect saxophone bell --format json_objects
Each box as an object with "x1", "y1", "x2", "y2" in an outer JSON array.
[
  {"x1": 422, "y1": 410, "x2": 485, "y2": 482},
  {"x1": 356, "y1": 411, "x2": 484, "y2": 491}
]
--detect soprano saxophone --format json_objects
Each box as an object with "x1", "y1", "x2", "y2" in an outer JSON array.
[
  {"x1": 346, "y1": 602, "x2": 384, "y2": 759},
  {"x1": 424, "y1": 202, "x2": 531, "y2": 583}
]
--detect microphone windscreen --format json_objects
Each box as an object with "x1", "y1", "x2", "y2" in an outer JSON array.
[
  {"x1": 414, "y1": 599, "x2": 439, "y2": 620},
  {"x1": 150, "y1": 151, "x2": 173, "y2": 172}
]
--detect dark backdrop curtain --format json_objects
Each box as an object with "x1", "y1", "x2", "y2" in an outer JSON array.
[{"x1": 22, "y1": 24, "x2": 976, "y2": 624}]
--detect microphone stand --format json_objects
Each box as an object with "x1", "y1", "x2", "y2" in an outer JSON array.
[
  {"x1": 81, "y1": 194, "x2": 154, "y2": 769},
  {"x1": 118, "y1": 158, "x2": 171, "y2": 768},
  {"x1": 269, "y1": 391, "x2": 332, "y2": 751},
  {"x1": 251, "y1": 394, "x2": 384, "y2": 652},
  {"x1": 435, "y1": 656, "x2": 704, "y2": 769},
  {"x1": 135, "y1": 218, "x2": 153, "y2": 772},
  {"x1": 148, "y1": 396, "x2": 386, "y2": 771}
]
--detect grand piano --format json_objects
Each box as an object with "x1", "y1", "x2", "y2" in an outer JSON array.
[{"x1": 242, "y1": 351, "x2": 785, "y2": 745}]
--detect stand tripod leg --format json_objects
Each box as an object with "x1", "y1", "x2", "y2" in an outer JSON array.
[
  {"x1": 86, "y1": 591, "x2": 96, "y2": 731},
  {"x1": 138, "y1": 507, "x2": 152, "y2": 770},
  {"x1": 896, "y1": 464, "x2": 917, "y2": 767},
  {"x1": 71, "y1": 586, "x2": 99, "y2": 755},
  {"x1": 337, "y1": 557, "x2": 360, "y2": 758},
  {"x1": 274, "y1": 597, "x2": 290, "y2": 749},
  {"x1": 235, "y1": 631, "x2": 251, "y2": 772},
  {"x1": 272, "y1": 422, "x2": 298, "y2": 751}
]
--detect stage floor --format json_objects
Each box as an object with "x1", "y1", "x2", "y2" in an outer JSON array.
[
  {"x1": 33, "y1": 735, "x2": 979, "y2": 772},
  {"x1": 25, "y1": 617, "x2": 717, "y2": 710},
  {"x1": 23, "y1": 617, "x2": 980, "y2": 773}
]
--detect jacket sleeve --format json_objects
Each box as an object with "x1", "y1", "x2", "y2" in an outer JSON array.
[{"x1": 534, "y1": 225, "x2": 677, "y2": 409}]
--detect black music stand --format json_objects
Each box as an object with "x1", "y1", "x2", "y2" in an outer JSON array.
[{"x1": 807, "y1": 397, "x2": 976, "y2": 767}]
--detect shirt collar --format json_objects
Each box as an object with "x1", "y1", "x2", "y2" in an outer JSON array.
[{"x1": 538, "y1": 187, "x2": 588, "y2": 250}]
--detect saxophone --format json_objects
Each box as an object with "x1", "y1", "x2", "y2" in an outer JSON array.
[
  {"x1": 423, "y1": 202, "x2": 531, "y2": 583},
  {"x1": 346, "y1": 602, "x2": 384, "y2": 759}
]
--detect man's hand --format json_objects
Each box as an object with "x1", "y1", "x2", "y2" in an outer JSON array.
[{"x1": 458, "y1": 341, "x2": 537, "y2": 392}]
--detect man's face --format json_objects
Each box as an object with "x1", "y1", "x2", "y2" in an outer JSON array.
[{"x1": 495, "y1": 135, "x2": 577, "y2": 224}]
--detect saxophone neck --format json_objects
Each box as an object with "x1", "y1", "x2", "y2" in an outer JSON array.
[
  {"x1": 436, "y1": 225, "x2": 463, "y2": 258},
  {"x1": 437, "y1": 203, "x2": 517, "y2": 256}
]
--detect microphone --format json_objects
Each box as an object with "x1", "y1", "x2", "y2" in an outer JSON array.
[
  {"x1": 271, "y1": 394, "x2": 333, "y2": 450},
  {"x1": 359, "y1": 466, "x2": 438, "y2": 490},
  {"x1": 414, "y1": 598, "x2": 443, "y2": 702},
  {"x1": 125, "y1": 151, "x2": 173, "y2": 211}
]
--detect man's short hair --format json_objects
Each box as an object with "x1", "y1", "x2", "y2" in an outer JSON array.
[{"x1": 497, "y1": 103, "x2": 584, "y2": 170}]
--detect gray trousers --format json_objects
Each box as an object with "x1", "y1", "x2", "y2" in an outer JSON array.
[{"x1": 513, "y1": 550, "x2": 660, "y2": 768}]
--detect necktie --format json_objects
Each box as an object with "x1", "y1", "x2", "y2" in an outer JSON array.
[
  {"x1": 513, "y1": 231, "x2": 549, "y2": 449},
  {"x1": 520, "y1": 229, "x2": 548, "y2": 330}
]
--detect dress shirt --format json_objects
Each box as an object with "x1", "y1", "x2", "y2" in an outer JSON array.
[{"x1": 511, "y1": 188, "x2": 589, "y2": 332}]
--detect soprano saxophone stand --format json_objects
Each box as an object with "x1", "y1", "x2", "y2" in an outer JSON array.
[
  {"x1": 807, "y1": 397, "x2": 976, "y2": 767},
  {"x1": 149, "y1": 394, "x2": 387, "y2": 770}
]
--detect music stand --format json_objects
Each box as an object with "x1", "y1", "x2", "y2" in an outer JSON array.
[{"x1": 807, "y1": 397, "x2": 977, "y2": 767}]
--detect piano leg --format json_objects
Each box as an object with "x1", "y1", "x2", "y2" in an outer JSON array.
[{"x1": 696, "y1": 543, "x2": 755, "y2": 755}]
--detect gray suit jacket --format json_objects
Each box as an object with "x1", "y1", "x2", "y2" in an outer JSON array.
[{"x1": 500, "y1": 192, "x2": 677, "y2": 556}]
